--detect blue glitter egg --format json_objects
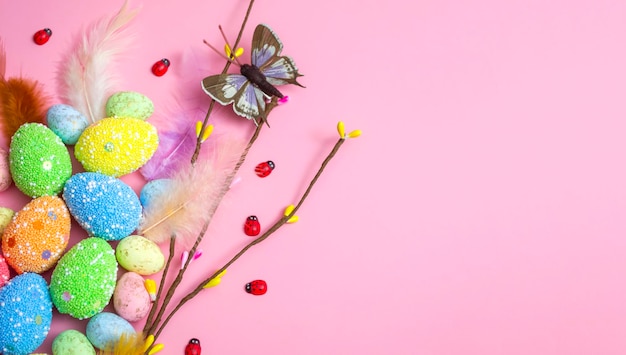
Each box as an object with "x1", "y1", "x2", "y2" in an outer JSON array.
[
  {"x1": 62, "y1": 172, "x2": 142, "y2": 241},
  {"x1": 0, "y1": 273, "x2": 53, "y2": 355}
]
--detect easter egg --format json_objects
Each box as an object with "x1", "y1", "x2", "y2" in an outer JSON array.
[
  {"x1": 9, "y1": 123, "x2": 73, "y2": 197},
  {"x1": 0, "y1": 147, "x2": 11, "y2": 191},
  {"x1": 0, "y1": 254, "x2": 9, "y2": 289},
  {"x1": 46, "y1": 104, "x2": 90, "y2": 145},
  {"x1": 63, "y1": 172, "x2": 142, "y2": 241},
  {"x1": 139, "y1": 178, "x2": 171, "y2": 209},
  {"x1": 86, "y1": 312, "x2": 135, "y2": 350},
  {"x1": 74, "y1": 117, "x2": 159, "y2": 177},
  {"x1": 0, "y1": 206, "x2": 14, "y2": 234},
  {"x1": 50, "y1": 237, "x2": 117, "y2": 319},
  {"x1": 113, "y1": 271, "x2": 151, "y2": 322},
  {"x1": 105, "y1": 91, "x2": 154, "y2": 120},
  {"x1": 2, "y1": 196, "x2": 70, "y2": 274},
  {"x1": 116, "y1": 235, "x2": 165, "y2": 275},
  {"x1": 52, "y1": 329, "x2": 96, "y2": 355},
  {"x1": 0, "y1": 273, "x2": 53, "y2": 355}
]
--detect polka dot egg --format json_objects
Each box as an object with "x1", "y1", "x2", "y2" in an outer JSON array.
[
  {"x1": 62, "y1": 172, "x2": 142, "y2": 241},
  {"x1": 1, "y1": 196, "x2": 71, "y2": 274},
  {"x1": 50, "y1": 237, "x2": 117, "y2": 319},
  {"x1": 0, "y1": 273, "x2": 53, "y2": 355},
  {"x1": 74, "y1": 117, "x2": 159, "y2": 177},
  {"x1": 9, "y1": 123, "x2": 73, "y2": 197}
]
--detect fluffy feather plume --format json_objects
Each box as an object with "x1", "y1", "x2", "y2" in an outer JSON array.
[
  {"x1": 99, "y1": 333, "x2": 146, "y2": 355},
  {"x1": 57, "y1": 0, "x2": 137, "y2": 123},
  {"x1": 138, "y1": 136, "x2": 246, "y2": 246},
  {"x1": 0, "y1": 39, "x2": 48, "y2": 145}
]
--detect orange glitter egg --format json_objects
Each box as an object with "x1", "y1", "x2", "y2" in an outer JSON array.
[{"x1": 1, "y1": 196, "x2": 71, "y2": 274}]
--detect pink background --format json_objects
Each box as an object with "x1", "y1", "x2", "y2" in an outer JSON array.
[{"x1": 1, "y1": 0, "x2": 626, "y2": 354}]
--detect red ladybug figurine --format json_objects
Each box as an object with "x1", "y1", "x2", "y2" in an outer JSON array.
[
  {"x1": 254, "y1": 160, "x2": 275, "y2": 178},
  {"x1": 185, "y1": 338, "x2": 201, "y2": 355},
  {"x1": 244, "y1": 215, "x2": 260, "y2": 236},
  {"x1": 33, "y1": 28, "x2": 52, "y2": 45},
  {"x1": 245, "y1": 280, "x2": 267, "y2": 295},
  {"x1": 151, "y1": 58, "x2": 170, "y2": 77}
]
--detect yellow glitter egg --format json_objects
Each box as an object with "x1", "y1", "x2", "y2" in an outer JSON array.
[
  {"x1": 1, "y1": 196, "x2": 71, "y2": 274},
  {"x1": 74, "y1": 117, "x2": 159, "y2": 177}
]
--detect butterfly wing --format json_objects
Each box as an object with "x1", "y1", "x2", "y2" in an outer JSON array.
[
  {"x1": 251, "y1": 24, "x2": 304, "y2": 87},
  {"x1": 201, "y1": 73, "x2": 267, "y2": 124}
]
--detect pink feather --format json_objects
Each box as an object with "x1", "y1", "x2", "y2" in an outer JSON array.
[
  {"x1": 138, "y1": 136, "x2": 246, "y2": 247},
  {"x1": 57, "y1": 0, "x2": 138, "y2": 123}
]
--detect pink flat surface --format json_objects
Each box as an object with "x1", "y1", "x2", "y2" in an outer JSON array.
[{"x1": 2, "y1": 0, "x2": 626, "y2": 354}]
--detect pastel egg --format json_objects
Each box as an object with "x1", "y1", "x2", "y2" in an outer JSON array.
[
  {"x1": 105, "y1": 91, "x2": 154, "y2": 120},
  {"x1": 0, "y1": 206, "x2": 15, "y2": 234},
  {"x1": 0, "y1": 273, "x2": 53, "y2": 355},
  {"x1": 113, "y1": 271, "x2": 151, "y2": 322},
  {"x1": 74, "y1": 117, "x2": 159, "y2": 177},
  {"x1": 46, "y1": 104, "x2": 90, "y2": 145},
  {"x1": 116, "y1": 235, "x2": 165, "y2": 275},
  {"x1": 9, "y1": 123, "x2": 73, "y2": 197},
  {"x1": 86, "y1": 312, "x2": 135, "y2": 350},
  {"x1": 50, "y1": 237, "x2": 118, "y2": 319},
  {"x1": 139, "y1": 178, "x2": 171, "y2": 209},
  {"x1": 1, "y1": 196, "x2": 71, "y2": 274},
  {"x1": 52, "y1": 329, "x2": 96, "y2": 355},
  {"x1": 0, "y1": 254, "x2": 9, "y2": 289},
  {"x1": 0, "y1": 147, "x2": 11, "y2": 191},
  {"x1": 62, "y1": 172, "x2": 142, "y2": 241}
]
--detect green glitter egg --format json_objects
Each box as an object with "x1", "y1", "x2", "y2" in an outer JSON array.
[
  {"x1": 9, "y1": 123, "x2": 73, "y2": 197},
  {"x1": 105, "y1": 91, "x2": 154, "y2": 120},
  {"x1": 74, "y1": 117, "x2": 159, "y2": 177},
  {"x1": 50, "y1": 237, "x2": 118, "y2": 319}
]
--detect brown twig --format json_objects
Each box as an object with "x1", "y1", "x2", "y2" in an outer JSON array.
[
  {"x1": 151, "y1": 137, "x2": 347, "y2": 340},
  {"x1": 143, "y1": 235, "x2": 175, "y2": 332}
]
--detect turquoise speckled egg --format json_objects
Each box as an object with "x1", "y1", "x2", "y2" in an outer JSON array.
[
  {"x1": 50, "y1": 237, "x2": 117, "y2": 319},
  {"x1": 86, "y1": 312, "x2": 135, "y2": 350},
  {"x1": 46, "y1": 104, "x2": 90, "y2": 145},
  {"x1": 9, "y1": 123, "x2": 73, "y2": 197},
  {"x1": 0, "y1": 273, "x2": 53, "y2": 355},
  {"x1": 139, "y1": 178, "x2": 171, "y2": 209},
  {"x1": 105, "y1": 91, "x2": 154, "y2": 120},
  {"x1": 62, "y1": 172, "x2": 142, "y2": 241}
]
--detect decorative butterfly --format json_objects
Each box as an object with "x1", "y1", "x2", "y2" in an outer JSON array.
[{"x1": 201, "y1": 23, "x2": 304, "y2": 125}]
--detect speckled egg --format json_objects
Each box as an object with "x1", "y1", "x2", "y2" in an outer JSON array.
[
  {"x1": 0, "y1": 273, "x2": 53, "y2": 355},
  {"x1": 9, "y1": 123, "x2": 73, "y2": 197},
  {"x1": 0, "y1": 254, "x2": 9, "y2": 289},
  {"x1": 116, "y1": 235, "x2": 164, "y2": 275},
  {"x1": 139, "y1": 178, "x2": 171, "y2": 209},
  {"x1": 86, "y1": 312, "x2": 135, "y2": 350},
  {"x1": 62, "y1": 172, "x2": 142, "y2": 241},
  {"x1": 50, "y1": 237, "x2": 117, "y2": 319},
  {"x1": 113, "y1": 271, "x2": 151, "y2": 322},
  {"x1": 52, "y1": 329, "x2": 96, "y2": 355},
  {"x1": 46, "y1": 104, "x2": 90, "y2": 145},
  {"x1": 0, "y1": 147, "x2": 11, "y2": 191},
  {"x1": 74, "y1": 117, "x2": 159, "y2": 177},
  {"x1": 105, "y1": 91, "x2": 154, "y2": 120},
  {"x1": 0, "y1": 207, "x2": 15, "y2": 234},
  {"x1": 2, "y1": 196, "x2": 70, "y2": 274}
]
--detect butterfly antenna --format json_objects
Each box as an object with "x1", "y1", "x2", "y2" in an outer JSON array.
[
  {"x1": 218, "y1": 25, "x2": 243, "y2": 66},
  {"x1": 202, "y1": 39, "x2": 239, "y2": 66}
]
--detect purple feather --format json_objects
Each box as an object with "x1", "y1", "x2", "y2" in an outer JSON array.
[{"x1": 139, "y1": 119, "x2": 198, "y2": 180}]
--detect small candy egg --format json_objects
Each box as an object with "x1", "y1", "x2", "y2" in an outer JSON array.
[
  {"x1": 0, "y1": 147, "x2": 11, "y2": 191},
  {"x1": 113, "y1": 272, "x2": 151, "y2": 322},
  {"x1": 139, "y1": 178, "x2": 172, "y2": 209},
  {"x1": 46, "y1": 104, "x2": 90, "y2": 145},
  {"x1": 33, "y1": 28, "x2": 52, "y2": 45},
  {"x1": 245, "y1": 279, "x2": 267, "y2": 295},
  {"x1": 86, "y1": 312, "x2": 135, "y2": 350},
  {"x1": 151, "y1": 58, "x2": 170, "y2": 76},
  {"x1": 254, "y1": 160, "x2": 275, "y2": 178},
  {"x1": 116, "y1": 235, "x2": 165, "y2": 275},
  {"x1": 106, "y1": 91, "x2": 154, "y2": 120},
  {"x1": 0, "y1": 207, "x2": 14, "y2": 234},
  {"x1": 244, "y1": 215, "x2": 260, "y2": 236},
  {"x1": 52, "y1": 329, "x2": 96, "y2": 355}
]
